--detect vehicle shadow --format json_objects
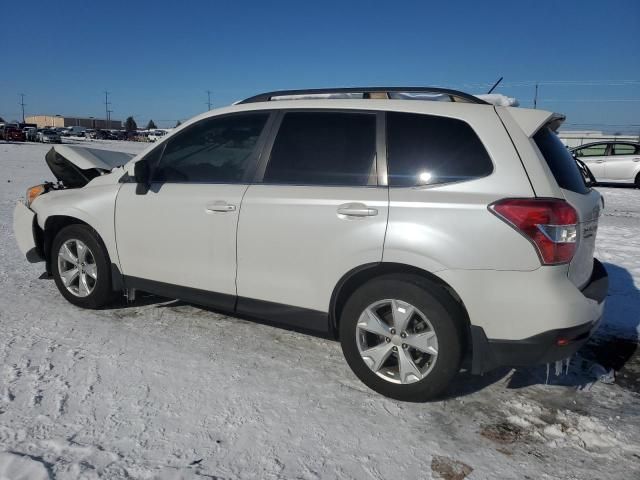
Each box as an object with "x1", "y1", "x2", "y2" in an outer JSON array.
[{"x1": 445, "y1": 262, "x2": 639, "y2": 398}]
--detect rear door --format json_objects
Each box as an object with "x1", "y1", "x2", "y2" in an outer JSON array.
[
  {"x1": 606, "y1": 143, "x2": 640, "y2": 182},
  {"x1": 573, "y1": 143, "x2": 609, "y2": 181},
  {"x1": 533, "y1": 127, "x2": 602, "y2": 288},
  {"x1": 236, "y1": 110, "x2": 388, "y2": 324}
]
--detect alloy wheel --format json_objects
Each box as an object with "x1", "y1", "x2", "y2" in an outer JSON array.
[
  {"x1": 356, "y1": 299, "x2": 439, "y2": 384},
  {"x1": 57, "y1": 239, "x2": 98, "y2": 298}
]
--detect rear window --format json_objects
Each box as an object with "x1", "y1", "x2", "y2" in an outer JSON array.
[
  {"x1": 386, "y1": 112, "x2": 493, "y2": 187},
  {"x1": 533, "y1": 127, "x2": 589, "y2": 194}
]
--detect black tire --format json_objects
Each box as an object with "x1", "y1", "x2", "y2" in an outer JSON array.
[
  {"x1": 635, "y1": 172, "x2": 640, "y2": 189},
  {"x1": 51, "y1": 224, "x2": 114, "y2": 309},
  {"x1": 339, "y1": 274, "x2": 463, "y2": 401}
]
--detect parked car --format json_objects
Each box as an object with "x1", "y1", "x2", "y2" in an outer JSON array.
[
  {"x1": 5, "y1": 127, "x2": 26, "y2": 141},
  {"x1": 23, "y1": 127, "x2": 38, "y2": 141},
  {"x1": 0, "y1": 123, "x2": 19, "y2": 140},
  {"x1": 13, "y1": 87, "x2": 607, "y2": 401},
  {"x1": 37, "y1": 129, "x2": 62, "y2": 143},
  {"x1": 571, "y1": 141, "x2": 640, "y2": 187},
  {"x1": 148, "y1": 129, "x2": 169, "y2": 142}
]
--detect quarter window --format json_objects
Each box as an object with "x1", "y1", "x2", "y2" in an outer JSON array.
[
  {"x1": 152, "y1": 113, "x2": 269, "y2": 183},
  {"x1": 263, "y1": 112, "x2": 377, "y2": 186},
  {"x1": 386, "y1": 112, "x2": 493, "y2": 187}
]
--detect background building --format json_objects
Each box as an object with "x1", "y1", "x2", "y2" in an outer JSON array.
[{"x1": 25, "y1": 115, "x2": 122, "y2": 129}]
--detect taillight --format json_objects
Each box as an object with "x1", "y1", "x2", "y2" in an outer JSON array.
[{"x1": 490, "y1": 198, "x2": 578, "y2": 265}]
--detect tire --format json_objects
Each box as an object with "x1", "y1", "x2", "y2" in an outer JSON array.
[
  {"x1": 635, "y1": 172, "x2": 640, "y2": 189},
  {"x1": 51, "y1": 224, "x2": 114, "y2": 309},
  {"x1": 339, "y1": 274, "x2": 463, "y2": 401}
]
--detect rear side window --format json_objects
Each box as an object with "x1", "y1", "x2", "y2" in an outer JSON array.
[
  {"x1": 386, "y1": 112, "x2": 493, "y2": 187},
  {"x1": 263, "y1": 112, "x2": 376, "y2": 186},
  {"x1": 533, "y1": 127, "x2": 589, "y2": 194},
  {"x1": 613, "y1": 143, "x2": 637, "y2": 155}
]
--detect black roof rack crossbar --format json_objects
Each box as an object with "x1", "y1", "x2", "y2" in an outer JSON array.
[{"x1": 239, "y1": 87, "x2": 489, "y2": 105}]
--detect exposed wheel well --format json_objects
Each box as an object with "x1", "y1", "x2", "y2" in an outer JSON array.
[{"x1": 330, "y1": 263, "x2": 471, "y2": 349}]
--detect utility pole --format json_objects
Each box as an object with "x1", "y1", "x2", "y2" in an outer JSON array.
[
  {"x1": 19, "y1": 93, "x2": 26, "y2": 122},
  {"x1": 533, "y1": 82, "x2": 539, "y2": 109},
  {"x1": 206, "y1": 90, "x2": 212, "y2": 110},
  {"x1": 104, "y1": 91, "x2": 111, "y2": 128}
]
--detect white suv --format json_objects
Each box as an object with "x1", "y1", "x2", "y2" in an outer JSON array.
[{"x1": 13, "y1": 87, "x2": 608, "y2": 401}]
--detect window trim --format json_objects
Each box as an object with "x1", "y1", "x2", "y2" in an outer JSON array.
[
  {"x1": 384, "y1": 111, "x2": 495, "y2": 189},
  {"x1": 252, "y1": 109, "x2": 385, "y2": 188},
  {"x1": 145, "y1": 111, "x2": 277, "y2": 185}
]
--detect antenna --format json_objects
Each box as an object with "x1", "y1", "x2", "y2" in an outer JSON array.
[
  {"x1": 487, "y1": 77, "x2": 503, "y2": 94},
  {"x1": 533, "y1": 82, "x2": 539, "y2": 109},
  {"x1": 206, "y1": 90, "x2": 212, "y2": 110}
]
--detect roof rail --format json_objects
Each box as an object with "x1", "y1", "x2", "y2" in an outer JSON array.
[{"x1": 238, "y1": 87, "x2": 489, "y2": 105}]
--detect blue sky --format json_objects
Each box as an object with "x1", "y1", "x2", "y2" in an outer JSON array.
[{"x1": 2, "y1": 0, "x2": 639, "y2": 131}]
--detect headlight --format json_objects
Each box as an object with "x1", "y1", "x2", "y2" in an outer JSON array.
[{"x1": 26, "y1": 184, "x2": 46, "y2": 207}]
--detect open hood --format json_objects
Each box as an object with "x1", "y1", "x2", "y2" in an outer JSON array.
[{"x1": 45, "y1": 145, "x2": 135, "y2": 188}]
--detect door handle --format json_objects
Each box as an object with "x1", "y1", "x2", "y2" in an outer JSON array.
[
  {"x1": 337, "y1": 203, "x2": 378, "y2": 217},
  {"x1": 206, "y1": 201, "x2": 236, "y2": 213},
  {"x1": 595, "y1": 160, "x2": 605, "y2": 163},
  {"x1": 633, "y1": 158, "x2": 640, "y2": 162}
]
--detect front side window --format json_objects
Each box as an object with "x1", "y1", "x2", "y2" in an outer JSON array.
[
  {"x1": 612, "y1": 143, "x2": 637, "y2": 155},
  {"x1": 152, "y1": 113, "x2": 269, "y2": 183},
  {"x1": 386, "y1": 112, "x2": 493, "y2": 187},
  {"x1": 263, "y1": 112, "x2": 376, "y2": 186},
  {"x1": 574, "y1": 144, "x2": 608, "y2": 157}
]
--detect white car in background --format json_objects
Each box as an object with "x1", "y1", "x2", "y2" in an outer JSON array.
[
  {"x1": 572, "y1": 141, "x2": 640, "y2": 187},
  {"x1": 13, "y1": 87, "x2": 608, "y2": 401},
  {"x1": 36, "y1": 129, "x2": 62, "y2": 143},
  {"x1": 148, "y1": 129, "x2": 170, "y2": 142}
]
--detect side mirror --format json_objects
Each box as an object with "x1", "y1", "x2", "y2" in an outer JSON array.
[{"x1": 134, "y1": 159, "x2": 151, "y2": 194}]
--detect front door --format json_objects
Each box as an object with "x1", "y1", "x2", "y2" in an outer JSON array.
[
  {"x1": 574, "y1": 143, "x2": 609, "y2": 181},
  {"x1": 115, "y1": 112, "x2": 272, "y2": 306}
]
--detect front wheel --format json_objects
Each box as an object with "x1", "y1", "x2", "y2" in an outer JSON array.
[
  {"x1": 51, "y1": 225, "x2": 114, "y2": 309},
  {"x1": 339, "y1": 274, "x2": 463, "y2": 401},
  {"x1": 635, "y1": 172, "x2": 640, "y2": 189}
]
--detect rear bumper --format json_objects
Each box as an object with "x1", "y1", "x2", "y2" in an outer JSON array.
[
  {"x1": 13, "y1": 202, "x2": 43, "y2": 263},
  {"x1": 470, "y1": 259, "x2": 608, "y2": 374}
]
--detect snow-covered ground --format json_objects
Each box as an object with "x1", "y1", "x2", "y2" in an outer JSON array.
[{"x1": 0, "y1": 140, "x2": 639, "y2": 479}]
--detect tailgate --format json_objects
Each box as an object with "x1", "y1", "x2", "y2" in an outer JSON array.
[
  {"x1": 532, "y1": 125, "x2": 602, "y2": 288},
  {"x1": 562, "y1": 188, "x2": 602, "y2": 288}
]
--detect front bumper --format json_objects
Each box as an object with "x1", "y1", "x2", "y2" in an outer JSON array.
[
  {"x1": 470, "y1": 259, "x2": 608, "y2": 374},
  {"x1": 13, "y1": 202, "x2": 43, "y2": 263}
]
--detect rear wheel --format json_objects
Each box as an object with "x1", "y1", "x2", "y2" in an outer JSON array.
[
  {"x1": 635, "y1": 172, "x2": 640, "y2": 189},
  {"x1": 339, "y1": 274, "x2": 463, "y2": 401},
  {"x1": 51, "y1": 225, "x2": 114, "y2": 309}
]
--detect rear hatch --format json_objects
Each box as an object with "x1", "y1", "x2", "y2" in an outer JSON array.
[{"x1": 532, "y1": 125, "x2": 602, "y2": 288}]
